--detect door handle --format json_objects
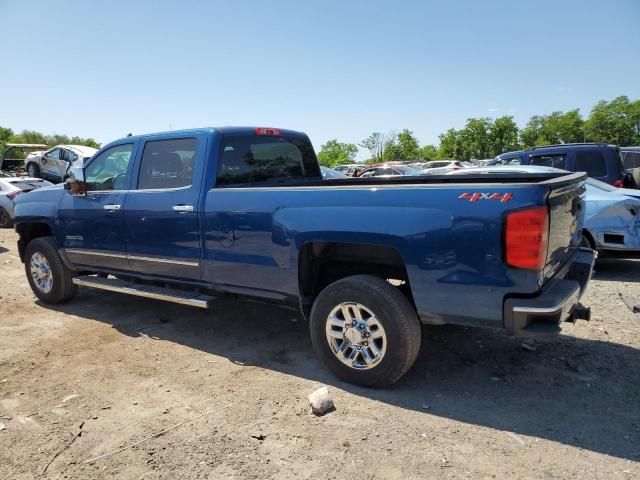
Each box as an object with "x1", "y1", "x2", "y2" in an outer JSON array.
[
  {"x1": 172, "y1": 205, "x2": 194, "y2": 213},
  {"x1": 103, "y1": 204, "x2": 121, "y2": 211}
]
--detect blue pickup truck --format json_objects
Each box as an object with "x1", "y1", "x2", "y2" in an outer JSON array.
[{"x1": 13, "y1": 127, "x2": 595, "y2": 387}]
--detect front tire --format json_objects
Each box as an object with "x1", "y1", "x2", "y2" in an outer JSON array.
[
  {"x1": 0, "y1": 207, "x2": 12, "y2": 228},
  {"x1": 26, "y1": 163, "x2": 41, "y2": 178},
  {"x1": 25, "y1": 237, "x2": 76, "y2": 304},
  {"x1": 309, "y1": 275, "x2": 421, "y2": 388}
]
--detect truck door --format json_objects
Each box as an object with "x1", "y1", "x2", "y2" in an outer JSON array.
[
  {"x1": 123, "y1": 135, "x2": 205, "y2": 280},
  {"x1": 58, "y1": 142, "x2": 136, "y2": 270}
]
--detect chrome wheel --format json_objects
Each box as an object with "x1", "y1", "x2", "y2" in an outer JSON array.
[
  {"x1": 30, "y1": 252, "x2": 53, "y2": 293},
  {"x1": 325, "y1": 303, "x2": 387, "y2": 370}
]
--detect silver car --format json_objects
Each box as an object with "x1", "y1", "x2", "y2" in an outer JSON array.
[
  {"x1": 25, "y1": 145, "x2": 97, "y2": 183},
  {"x1": 0, "y1": 177, "x2": 53, "y2": 228}
]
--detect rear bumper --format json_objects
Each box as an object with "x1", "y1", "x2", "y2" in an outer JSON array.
[{"x1": 503, "y1": 248, "x2": 596, "y2": 337}]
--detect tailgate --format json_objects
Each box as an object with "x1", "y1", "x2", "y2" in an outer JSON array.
[{"x1": 545, "y1": 173, "x2": 587, "y2": 271}]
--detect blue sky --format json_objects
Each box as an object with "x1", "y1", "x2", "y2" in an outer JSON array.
[{"x1": 1, "y1": 0, "x2": 638, "y2": 160}]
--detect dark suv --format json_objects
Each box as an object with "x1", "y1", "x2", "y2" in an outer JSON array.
[{"x1": 495, "y1": 143, "x2": 633, "y2": 187}]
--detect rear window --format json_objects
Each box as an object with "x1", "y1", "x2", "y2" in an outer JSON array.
[
  {"x1": 622, "y1": 151, "x2": 640, "y2": 170},
  {"x1": 575, "y1": 150, "x2": 607, "y2": 177},
  {"x1": 216, "y1": 135, "x2": 321, "y2": 186},
  {"x1": 530, "y1": 154, "x2": 567, "y2": 169}
]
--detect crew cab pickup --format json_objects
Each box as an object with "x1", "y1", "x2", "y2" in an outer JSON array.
[{"x1": 13, "y1": 127, "x2": 596, "y2": 387}]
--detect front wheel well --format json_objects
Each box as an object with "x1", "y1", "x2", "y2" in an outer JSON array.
[
  {"x1": 15, "y1": 222, "x2": 53, "y2": 262},
  {"x1": 581, "y1": 229, "x2": 596, "y2": 250},
  {"x1": 298, "y1": 242, "x2": 414, "y2": 318}
]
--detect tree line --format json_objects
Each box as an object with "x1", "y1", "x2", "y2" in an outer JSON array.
[
  {"x1": 0, "y1": 126, "x2": 100, "y2": 156},
  {"x1": 317, "y1": 95, "x2": 640, "y2": 166}
]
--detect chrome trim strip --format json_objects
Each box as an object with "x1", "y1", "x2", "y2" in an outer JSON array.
[
  {"x1": 65, "y1": 248, "x2": 127, "y2": 259},
  {"x1": 127, "y1": 254, "x2": 199, "y2": 267}
]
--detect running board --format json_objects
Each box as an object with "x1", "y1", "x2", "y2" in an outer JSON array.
[{"x1": 72, "y1": 275, "x2": 213, "y2": 308}]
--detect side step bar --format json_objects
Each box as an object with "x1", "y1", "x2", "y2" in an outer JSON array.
[{"x1": 72, "y1": 275, "x2": 214, "y2": 309}]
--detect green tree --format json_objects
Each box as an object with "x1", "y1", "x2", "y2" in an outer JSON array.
[
  {"x1": 490, "y1": 116, "x2": 520, "y2": 155},
  {"x1": 394, "y1": 129, "x2": 421, "y2": 160},
  {"x1": 316, "y1": 139, "x2": 358, "y2": 167},
  {"x1": 420, "y1": 144, "x2": 438, "y2": 160},
  {"x1": 359, "y1": 132, "x2": 385, "y2": 163},
  {"x1": 520, "y1": 110, "x2": 584, "y2": 147},
  {"x1": 585, "y1": 96, "x2": 640, "y2": 146},
  {"x1": 460, "y1": 118, "x2": 492, "y2": 159},
  {"x1": 437, "y1": 128, "x2": 463, "y2": 159}
]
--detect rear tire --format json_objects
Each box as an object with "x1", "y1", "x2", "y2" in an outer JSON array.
[
  {"x1": 309, "y1": 275, "x2": 421, "y2": 388},
  {"x1": 25, "y1": 237, "x2": 76, "y2": 304},
  {"x1": 0, "y1": 207, "x2": 12, "y2": 228},
  {"x1": 26, "y1": 163, "x2": 41, "y2": 178}
]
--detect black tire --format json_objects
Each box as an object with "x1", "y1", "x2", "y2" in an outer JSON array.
[
  {"x1": 25, "y1": 236, "x2": 76, "y2": 304},
  {"x1": 309, "y1": 275, "x2": 421, "y2": 388},
  {"x1": 0, "y1": 207, "x2": 12, "y2": 228},
  {"x1": 26, "y1": 162, "x2": 41, "y2": 178}
]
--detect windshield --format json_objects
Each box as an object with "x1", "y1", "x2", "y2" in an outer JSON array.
[{"x1": 396, "y1": 165, "x2": 418, "y2": 173}]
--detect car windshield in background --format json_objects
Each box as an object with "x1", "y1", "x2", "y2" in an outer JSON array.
[
  {"x1": 217, "y1": 135, "x2": 321, "y2": 186},
  {"x1": 395, "y1": 165, "x2": 418, "y2": 174}
]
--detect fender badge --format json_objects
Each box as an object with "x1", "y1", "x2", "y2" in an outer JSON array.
[{"x1": 459, "y1": 192, "x2": 513, "y2": 203}]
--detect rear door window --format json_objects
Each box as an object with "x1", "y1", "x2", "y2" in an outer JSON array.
[
  {"x1": 530, "y1": 154, "x2": 567, "y2": 169},
  {"x1": 216, "y1": 134, "x2": 321, "y2": 186},
  {"x1": 138, "y1": 138, "x2": 197, "y2": 190},
  {"x1": 575, "y1": 150, "x2": 607, "y2": 177}
]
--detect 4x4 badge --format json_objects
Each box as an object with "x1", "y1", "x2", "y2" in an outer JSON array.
[{"x1": 458, "y1": 192, "x2": 513, "y2": 203}]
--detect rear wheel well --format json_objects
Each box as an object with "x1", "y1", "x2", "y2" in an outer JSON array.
[
  {"x1": 16, "y1": 222, "x2": 53, "y2": 262},
  {"x1": 298, "y1": 242, "x2": 414, "y2": 318}
]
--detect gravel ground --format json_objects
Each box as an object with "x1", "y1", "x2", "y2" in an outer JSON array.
[{"x1": 0, "y1": 227, "x2": 639, "y2": 479}]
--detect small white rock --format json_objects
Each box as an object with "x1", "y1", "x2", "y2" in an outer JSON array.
[{"x1": 308, "y1": 387, "x2": 334, "y2": 415}]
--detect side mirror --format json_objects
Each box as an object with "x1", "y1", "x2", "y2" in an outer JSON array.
[{"x1": 64, "y1": 166, "x2": 87, "y2": 195}]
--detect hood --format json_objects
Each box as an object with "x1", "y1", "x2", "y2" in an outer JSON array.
[
  {"x1": 13, "y1": 183, "x2": 64, "y2": 205},
  {"x1": 617, "y1": 187, "x2": 640, "y2": 199}
]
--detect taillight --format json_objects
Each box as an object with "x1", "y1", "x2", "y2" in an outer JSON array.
[
  {"x1": 256, "y1": 127, "x2": 281, "y2": 136},
  {"x1": 7, "y1": 191, "x2": 23, "y2": 201},
  {"x1": 505, "y1": 206, "x2": 549, "y2": 270},
  {"x1": 612, "y1": 179, "x2": 624, "y2": 188}
]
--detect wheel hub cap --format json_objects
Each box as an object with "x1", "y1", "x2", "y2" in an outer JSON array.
[
  {"x1": 325, "y1": 303, "x2": 387, "y2": 370},
  {"x1": 30, "y1": 252, "x2": 53, "y2": 293}
]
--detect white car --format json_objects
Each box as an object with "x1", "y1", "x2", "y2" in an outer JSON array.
[
  {"x1": 25, "y1": 145, "x2": 97, "y2": 183},
  {"x1": 0, "y1": 176, "x2": 53, "y2": 228},
  {"x1": 417, "y1": 160, "x2": 467, "y2": 175}
]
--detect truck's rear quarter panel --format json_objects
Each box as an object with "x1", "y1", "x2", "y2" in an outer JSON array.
[{"x1": 203, "y1": 182, "x2": 558, "y2": 327}]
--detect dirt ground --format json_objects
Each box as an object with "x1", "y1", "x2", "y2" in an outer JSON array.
[{"x1": 0, "y1": 228, "x2": 638, "y2": 480}]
